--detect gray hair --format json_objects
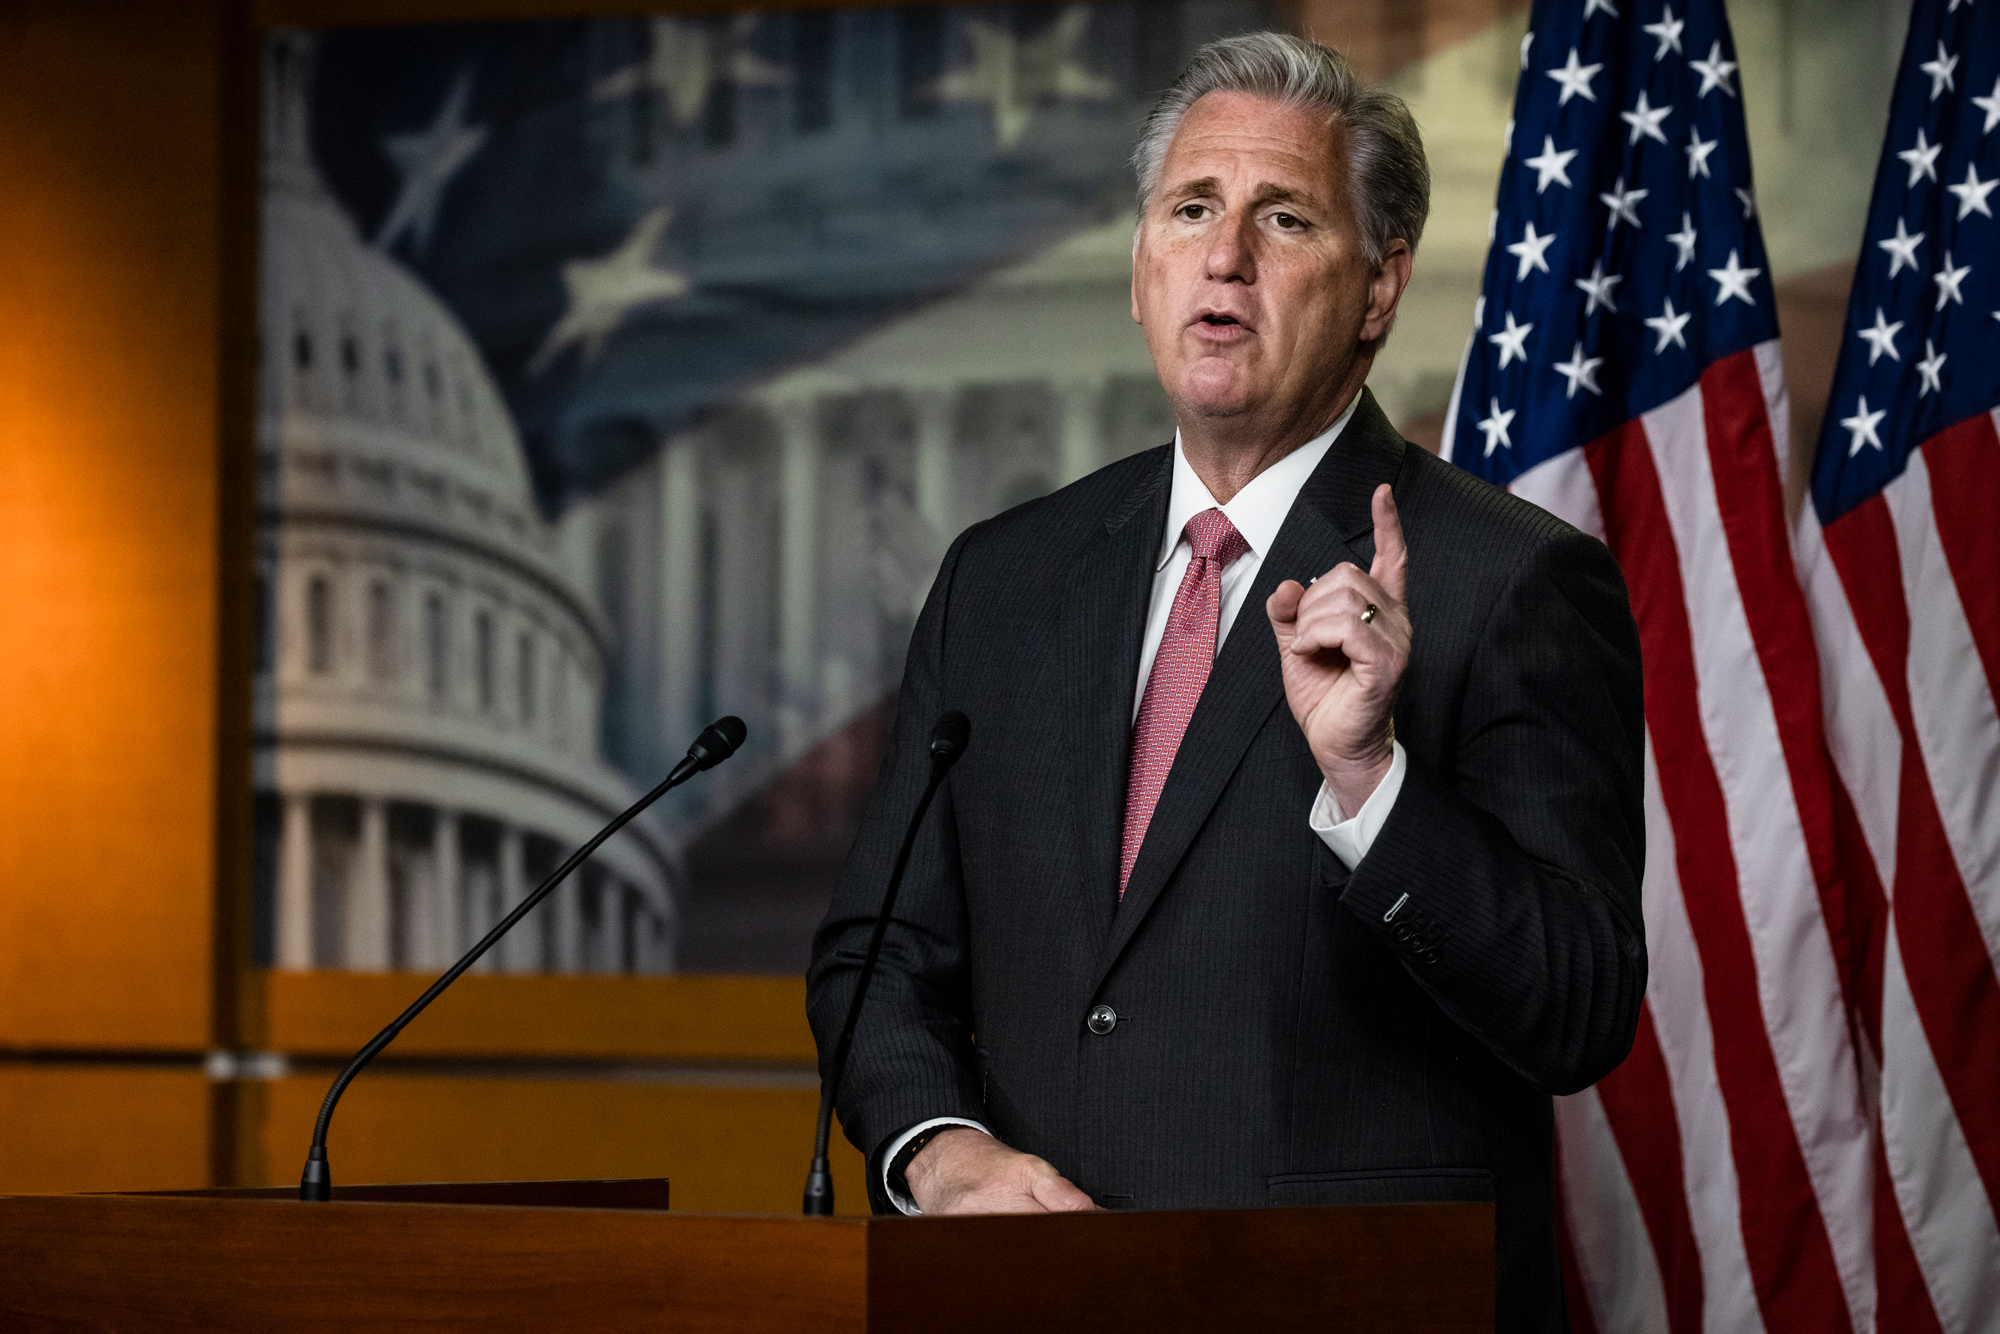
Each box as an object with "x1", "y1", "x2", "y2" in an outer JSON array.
[{"x1": 1132, "y1": 32, "x2": 1430, "y2": 267}]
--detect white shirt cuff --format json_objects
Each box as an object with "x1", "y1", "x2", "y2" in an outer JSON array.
[
  {"x1": 1308, "y1": 741, "x2": 1407, "y2": 869},
  {"x1": 882, "y1": 1117, "x2": 991, "y2": 1215}
]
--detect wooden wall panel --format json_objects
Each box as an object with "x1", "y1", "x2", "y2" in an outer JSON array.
[
  {"x1": 0, "y1": 2, "x2": 223, "y2": 1050},
  {"x1": 0, "y1": 1067, "x2": 211, "y2": 1194},
  {"x1": 265, "y1": 972, "x2": 817, "y2": 1061},
  {"x1": 258, "y1": 1075, "x2": 871, "y2": 1214}
]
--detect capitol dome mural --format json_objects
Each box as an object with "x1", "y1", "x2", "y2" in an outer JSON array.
[{"x1": 253, "y1": 34, "x2": 678, "y2": 977}]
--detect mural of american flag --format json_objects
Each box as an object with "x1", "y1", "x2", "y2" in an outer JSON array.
[
  {"x1": 1797, "y1": 0, "x2": 2000, "y2": 1329},
  {"x1": 1444, "y1": 0, "x2": 1899, "y2": 1328}
]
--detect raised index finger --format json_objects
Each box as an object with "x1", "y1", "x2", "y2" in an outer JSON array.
[{"x1": 1369, "y1": 483, "x2": 1408, "y2": 604}]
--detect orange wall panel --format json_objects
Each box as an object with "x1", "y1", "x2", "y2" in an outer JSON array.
[
  {"x1": 265, "y1": 971, "x2": 818, "y2": 1061},
  {"x1": 0, "y1": 4, "x2": 223, "y2": 1049},
  {"x1": 260, "y1": 1075, "x2": 871, "y2": 1215},
  {"x1": 0, "y1": 1066, "x2": 210, "y2": 1194}
]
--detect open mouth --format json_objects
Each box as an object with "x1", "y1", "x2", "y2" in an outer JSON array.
[{"x1": 1200, "y1": 314, "x2": 1241, "y2": 326}]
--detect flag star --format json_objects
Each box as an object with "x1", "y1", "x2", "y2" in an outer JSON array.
[
  {"x1": 1685, "y1": 128, "x2": 1718, "y2": 178},
  {"x1": 1583, "y1": 0, "x2": 1620, "y2": 18},
  {"x1": 1521, "y1": 31, "x2": 1535, "y2": 71},
  {"x1": 1735, "y1": 186, "x2": 1757, "y2": 218},
  {"x1": 1554, "y1": 341, "x2": 1605, "y2": 398},
  {"x1": 1666, "y1": 211, "x2": 1699, "y2": 270},
  {"x1": 1575, "y1": 258, "x2": 1624, "y2": 315},
  {"x1": 1690, "y1": 40, "x2": 1738, "y2": 97},
  {"x1": 1547, "y1": 47, "x2": 1604, "y2": 105},
  {"x1": 1974, "y1": 77, "x2": 2000, "y2": 134},
  {"x1": 1524, "y1": 135, "x2": 1579, "y2": 192},
  {"x1": 1934, "y1": 250, "x2": 1971, "y2": 309},
  {"x1": 1948, "y1": 162, "x2": 1997, "y2": 220},
  {"x1": 1645, "y1": 296, "x2": 1692, "y2": 352},
  {"x1": 1622, "y1": 90, "x2": 1674, "y2": 145},
  {"x1": 1477, "y1": 398, "x2": 1517, "y2": 457},
  {"x1": 375, "y1": 69, "x2": 489, "y2": 253},
  {"x1": 528, "y1": 205, "x2": 692, "y2": 375},
  {"x1": 1949, "y1": 0, "x2": 1972, "y2": 10},
  {"x1": 1856, "y1": 307, "x2": 1903, "y2": 365},
  {"x1": 1899, "y1": 128, "x2": 1942, "y2": 185},
  {"x1": 1919, "y1": 41, "x2": 1958, "y2": 100},
  {"x1": 1707, "y1": 249, "x2": 1761, "y2": 306},
  {"x1": 1600, "y1": 176, "x2": 1649, "y2": 231},
  {"x1": 1916, "y1": 339, "x2": 1946, "y2": 396},
  {"x1": 1841, "y1": 396, "x2": 1886, "y2": 456},
  {"x1": 592, "y1": 16, "x2": 787, "y2": 127},
  {"x1": 1878, "y1": 217, "x2": 1926, "y2": 277},
  {"x1": 928, "y1": 11, "x2": 1116, "y2": 149},
  {"x1": 1507, "y1": 221, "x2": 1558, "y2": 279},
  {"x1": 1489, "y1": 311, "x2": 1535, "y2": 367},
  {"x1": 1644, "y1": 5, "x2": 1685, "y2": 58}
]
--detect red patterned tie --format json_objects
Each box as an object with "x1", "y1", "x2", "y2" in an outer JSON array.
[{"x1": 1121, "y1": 508, "x2": 1249, "y2": 898}]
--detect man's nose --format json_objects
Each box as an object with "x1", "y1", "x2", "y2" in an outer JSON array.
[{"x1": 1204, "y1": 212, "x2": 1256, "y2": 283}]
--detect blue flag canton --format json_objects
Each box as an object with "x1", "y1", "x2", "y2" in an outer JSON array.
[
  {"x1": 1812, "y1": 0, "x2": 2000, "y2": 526},
  {"x1": 1453, "y1": 0, "x2": 1778, "y2": 488}
]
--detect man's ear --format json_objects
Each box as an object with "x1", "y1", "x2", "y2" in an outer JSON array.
[
  {"x1": 1360, "y1": 240, "x2": 1414, "y2": 343},
  {"x1": 1130, "y1": 223, "x2": 1145, "y2": 325}
]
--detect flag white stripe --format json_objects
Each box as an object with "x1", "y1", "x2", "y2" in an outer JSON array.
[
  {"x1": 1882, "y1": 917, "x2": 2000, "y2": 1334},
  {"x1": 1884, "y1": 452, "x2": 2000, "y2": 975},
  {"x1": 1750, "y1": 341, "x2": 1793, "y2": 487},
  {"x1": 1638, "y1": 735, "x2": 1767, "y2": 1334},
  {"x1": 1507, "y1": 447, "x2": 1605, "y2": 541},
  {"x1": 1639, "y1": 385, "x2": 1877, "y2": 1326},
  {"x1": 1794, "y1": 507, "x2": 1902, "y2": 890},
  {"x1": 1556, "y1": 1086, "x2": 1674, "y2": 1334}
]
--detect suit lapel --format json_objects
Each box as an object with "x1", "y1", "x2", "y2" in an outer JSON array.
[
  {"x1": 1056, "y1": 451, "x2": 1171, "y2": 955},
  {"x1": 1091, "y1": 390, "x2": 1407, "y2": 989}
]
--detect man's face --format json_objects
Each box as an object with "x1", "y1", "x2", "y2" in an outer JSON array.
[{"x1": 1131, "y1": 91, "x2": 1406, "y2": 433}]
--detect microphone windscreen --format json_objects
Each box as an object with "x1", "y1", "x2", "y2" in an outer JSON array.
[
  {"x1": 689, "y1": 716, "x2": 748, "y2": 770},
  {"x1": 930, "y1": 711, "x2": 970, "y2": 766}
]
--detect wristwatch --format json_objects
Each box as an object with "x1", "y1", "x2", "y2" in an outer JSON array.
[{"x1": 887, "y1": 1125, "x2": 950, "y2": 1200}]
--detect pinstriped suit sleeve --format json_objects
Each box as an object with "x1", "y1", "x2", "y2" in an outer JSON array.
[
  {"x1": 1334, "y1": 527, "x2": 1648, "y2": 1096},
  {"x1": 805, "y1": 525, "x2": 987, "y2": 1209}
]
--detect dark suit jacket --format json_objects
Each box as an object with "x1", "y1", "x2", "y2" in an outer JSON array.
[{"x1": 806, "y1": 389, "x2": 1647, "y2": 1332}]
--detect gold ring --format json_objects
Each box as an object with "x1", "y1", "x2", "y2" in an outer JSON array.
[{"x1": 1361, "y1": 603, "x2": 1379, "y2": 625}]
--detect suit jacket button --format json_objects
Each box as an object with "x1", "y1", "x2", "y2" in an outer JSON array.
[
  {"x1": 1087, "y1": 1005, "x2": 1118, "y2": 1035},
  {"x1": 1390, "y1": 922, "x2": 1414, "y2": 943}
]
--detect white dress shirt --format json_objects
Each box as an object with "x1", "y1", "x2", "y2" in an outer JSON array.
[{"x1": 884, "y1": 399, "x2": 1408, "y2": 1212}]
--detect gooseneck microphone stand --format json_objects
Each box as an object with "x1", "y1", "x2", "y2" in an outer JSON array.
[
  {"x1": 803, "y1": 711, "x2": 969, "y2": 1216},
  {"x1": 300, "y1": 716, "x2": 748, "y2": 1202}
]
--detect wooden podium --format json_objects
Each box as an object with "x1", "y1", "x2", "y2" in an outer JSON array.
[{"x1": 0, "y1": 1181, "x2": 1492, "y2": 1331}]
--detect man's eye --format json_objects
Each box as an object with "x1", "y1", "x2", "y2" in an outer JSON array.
[
  {"x1": 1178, "y1": 203, "x2": 1208, "y2": 220},
  {"x1": 1272, "y1": 212, "x2": 1303, "y2": 230}
]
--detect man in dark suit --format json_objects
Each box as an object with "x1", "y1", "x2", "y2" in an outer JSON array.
[{"x1": 807, "y1": 32, "x2": 1646, "y2": 1330}]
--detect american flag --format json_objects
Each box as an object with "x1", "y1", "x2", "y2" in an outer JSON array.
[
  {"x1": 1443, "y1": 0, "x2": 1888, "y2": 1328},
  {"x1": 1797, "y1": 0, "x2": 2000, "y2": 1329}
]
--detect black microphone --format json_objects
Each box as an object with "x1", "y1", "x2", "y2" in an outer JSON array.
[
  {"x1": 299, "y1": 716, "x2": 747, "y2": 1202},
  {"x1": 803, "y1": 711, "x2": 970, "y2": 1216}
]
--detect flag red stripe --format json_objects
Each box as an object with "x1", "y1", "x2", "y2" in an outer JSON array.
[
  {"x1": 1586, "y1": 421, "x2": 1853, "y2": 1333},
  {"x1": 1820, "y1": 496, "x2": 2000, "y2": 1213},
  {"x1": 1921, "y1": 412, "x2": 2000, "y2": 705},
  {"x1": 1698, "y1": 350, "x2": 1857, "y2": 1007},
  {"x1": 1591, "y1": 1002, "x2": 1705, "y2": 1334},
  {"x1": 1872, "y1": 1120, "x2": 1946, "y2": 1334}
]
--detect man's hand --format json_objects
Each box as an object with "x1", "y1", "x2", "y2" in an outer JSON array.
[
  {"x1": 1266, "y1": 482, "x2": 1411, "y2": 816},
  {"x1": 904, "y1": 1127, "x2": 1100, "y2": 1216}
]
